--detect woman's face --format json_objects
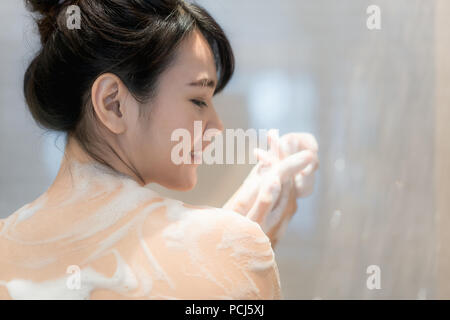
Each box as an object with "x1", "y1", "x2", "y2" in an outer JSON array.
[{"x1": 124, "y1": 29, "x2": 224, "y2": 190}]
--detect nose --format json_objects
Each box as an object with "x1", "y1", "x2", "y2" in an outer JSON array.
[
  {"x1": 209, "y1": 107, "x2": 224, "y2": 133},
  {"x1": 202, "y1": 109, "x2": 224, "y2": 152},
  {"x1": 216, "y1": 117, "x2": 224, "y2": 133}
]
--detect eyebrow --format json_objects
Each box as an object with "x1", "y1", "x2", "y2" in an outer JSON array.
[{"x1": 187, "y1": 78, "x2": 217, "y2": 90}]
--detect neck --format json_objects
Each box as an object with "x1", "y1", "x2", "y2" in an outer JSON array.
[{"x1": 45, "y1": 135, "x2": 146, "y2": 201}]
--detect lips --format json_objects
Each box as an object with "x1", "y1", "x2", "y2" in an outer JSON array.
[
  {"x1": 189, "y1": 129, "x2": 211, "y2": 164},
  {"x1": 190, "y1": 140, "x2": 208, "y2": 164},
  {"x1": 190, "y1": 151, "x2": 203, "y2": 163}
]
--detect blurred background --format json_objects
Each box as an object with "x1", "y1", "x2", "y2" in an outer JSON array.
[{"x1": 1, "y1": 0, "x2": 450, "y2": 299}]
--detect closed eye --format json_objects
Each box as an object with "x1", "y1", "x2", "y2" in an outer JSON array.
[{"x1": 191, "y1": 99, "x2": 208, "y2": 108}]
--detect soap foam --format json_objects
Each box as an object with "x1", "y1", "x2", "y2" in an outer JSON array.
[{"x1": 0, "y1": 159, "x2": 281, "y2": 299}]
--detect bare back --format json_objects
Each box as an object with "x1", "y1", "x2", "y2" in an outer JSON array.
[{"x1": 0, "y1": 160, "x2": 281, "y2": 299}]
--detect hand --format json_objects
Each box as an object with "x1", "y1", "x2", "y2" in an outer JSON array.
[
  {"x1": 277, "y1": 131, "x2": 319, "y2": 198},
  {"x1": 248, "y1": 130, "x2": 319, "y2": 243},
  {"x1": 223, "y1": 130, "x2": 319, "y2": 245}
]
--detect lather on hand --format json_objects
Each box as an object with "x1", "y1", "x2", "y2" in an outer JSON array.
[{"x1": 223, "y1": 130, "x2": 319, "y2": 247}]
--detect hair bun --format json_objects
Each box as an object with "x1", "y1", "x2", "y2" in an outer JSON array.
[
  {"x1": 25, "y1": 0, "x2": 65, "y2": 44},
  {"x1": 25, "y1": 0, "x2": 62, "y2": 15}
]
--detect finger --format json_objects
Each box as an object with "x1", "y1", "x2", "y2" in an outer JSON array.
[
  {"x1": 262, "y1": 179, "x2": 292, "y2": 234},
  {"x1": 224, "y1": 170, "x2": 261, "y2": 213},
  {"x1": 253, "y1": 147, "x2": 274, "y2": 165},
  {"x1": 295, "y1": 173, "x2": 315, "y2": 198},
  {"x1": 300, "y1": 155, "x2": 319, "y2": 176},
  {"x1": 253, "y1": 148, "x2": 276, "y2": 175},
  {"x1": 280, "y1": 137, "x2": 295, "y2": 156},
  {"x1": 247, "y1": 174, "x2": 281, "y2": 224},
  {"x1": 277, "y1": 150, "x2": 316, "y2": 183},
  {"x1": 267, "y1": 129, "x2": 282, "y2": 159},
  {"x1": 281, "y1": 133, "x2": 319, "y2": 154}
]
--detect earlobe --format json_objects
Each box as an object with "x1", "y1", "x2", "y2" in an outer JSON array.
[{"x1": 91, "y1": 73, "x2": 126, "y2": 134}]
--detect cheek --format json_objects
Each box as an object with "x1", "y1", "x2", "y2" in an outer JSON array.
[
  {"x1": 139, "y1": 119, "x2": 187, "y2": 169},
  {"x1": 159, "y1": 116, "x2": 199, "y2": 151},
  {"x1": 136, "y1": 101, "x2": 201, "y2": 185}
]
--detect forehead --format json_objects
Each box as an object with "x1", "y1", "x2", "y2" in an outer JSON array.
[{"x1": 164, "y1": 29, "x2": 217, "y2": 85}]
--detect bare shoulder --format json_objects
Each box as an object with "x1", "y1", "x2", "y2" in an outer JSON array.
[
  {"x1": 197, "y1": 206, "x2": 272, "y2": 245},
  {"x1": 148, "y1": 200, "x2": 282, "y2": 299},
  {"x1": 165, "y1": 201, "x2": 272, "y2": 248}
]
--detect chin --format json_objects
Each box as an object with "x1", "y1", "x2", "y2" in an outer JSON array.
[
  {"x1": 179, "y1": 176, "x2": 197, "y2": 191},
  {"x1": 171, "y1": 180, "x2": 196, "y2": 191}
]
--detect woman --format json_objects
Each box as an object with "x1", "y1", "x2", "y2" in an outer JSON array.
[{"x1": 0, "y1": 0, "x2": 318, "y2": 299}]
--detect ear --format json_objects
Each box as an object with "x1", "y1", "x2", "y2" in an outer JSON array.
[{"x1": 91, "y1": 73, "x2": 129, "y2": 134}]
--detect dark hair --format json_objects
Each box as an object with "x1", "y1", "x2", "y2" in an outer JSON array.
[{"x1": 23, "y1": 0, "x2": 234, "y2": 178}]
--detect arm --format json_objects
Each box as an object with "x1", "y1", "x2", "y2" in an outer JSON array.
[{"x1": 223, "y1": 166, "x2": 297, "y2": 249}]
